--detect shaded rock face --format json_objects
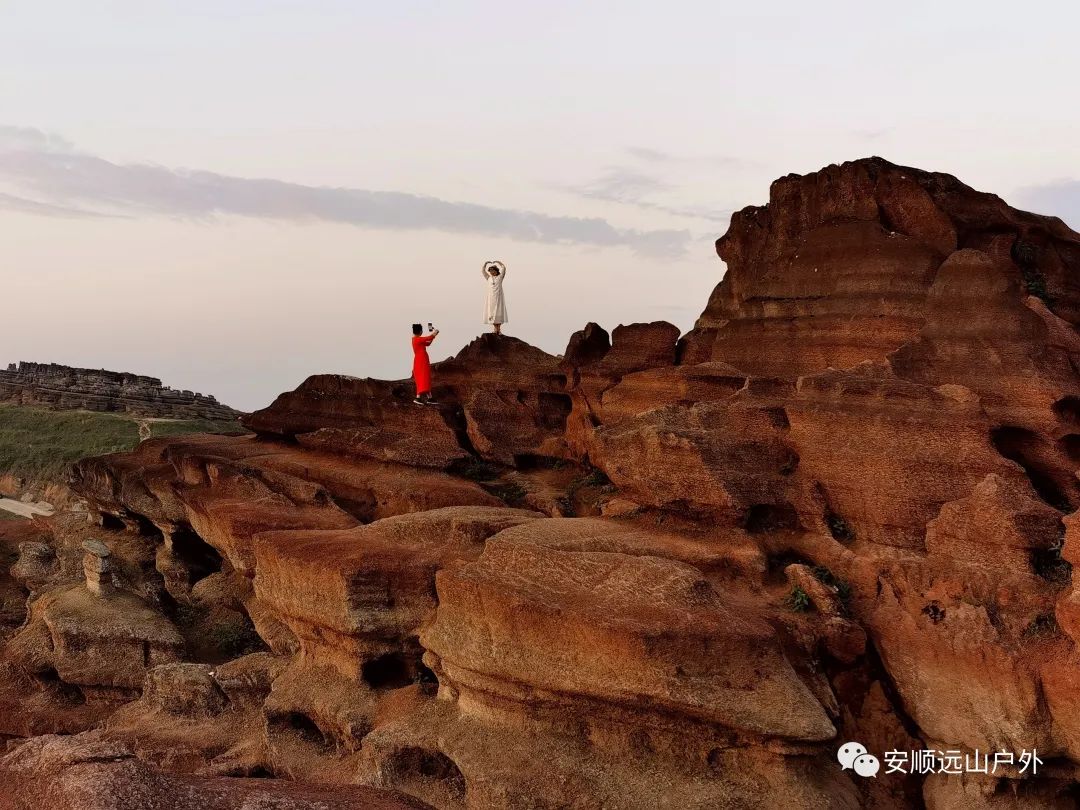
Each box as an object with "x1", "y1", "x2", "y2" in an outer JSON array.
[
  {"x1": 4, "y1": 156, "x2": 1080, "y2": 808},
  {"x1": 0, "y1": 361, "x2": 240, "y2": 420},
  {"x1": 0, "y1": 731, "x2": 428, "y2": 810}
]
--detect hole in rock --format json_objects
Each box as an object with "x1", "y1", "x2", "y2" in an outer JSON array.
[
  {"x1": 992, "y1": 776, "x2": 1013, "y2": 796},
  {"x1": 270, "y1": 712, "x2": 332, "y2": 751},
  {"x1": 511, "y1": 455, "x2": 566, "y2": 472},
  {"x1": 37, "y1": 668, "x2": 85, "y2": 704},
  {"x1": 417, "y1": 662, "x2": 438, "y2": 686},
  {"x1": 744, "y1": 503, "x2": 800, "y2": 534},
  {"x1": 547, "y1": 373, "x2": 569, "y2": 388},
  {"x1": 763, "y1": 407, "x2": 790, "y2": 430},
  {"x1": 1061, "y1": 435, "x2": 1080, "y2": 464},
  {"x1": 766, "y1": 551, "x2": 814, "y2": 577},
  {"x1": 825, "y1": 509, "x2": 854, "y2": 542},
  {"x1": 100, "y1": 513, "x2": 125, "y2": 530},
  {"x1": 134, "y1": 515, "x2": 160, "y2": 536},
  {"x1": 171, "y1": 526, "x2": 223, "y2": 583},
  {"x1": 706, "y1": 748, "x2": 726, "y2": 772},
  {"x1": 814, "y1": 483, "x2": 851, "y2": 540},
  {"x1": 387, "y1": 747, "x2": 466, "y2": 800},
  {"x1": 537, "y1": 392, "x2": 573, "y2": 431},
  {"x1": 448, "y1": 457, "x2": 502, "y2": 482},
  {"x1": 362, "y1": 653, "x2": 414, "y2": 690},
  {"x1": 36, "y1": 667, "x2": 60, "y2": 683},
  {"x1": 330, "y1": 494, "x2": 378, "y2": 524},
  {"x1": 990, "y1": 427, "x2": 1072, "y2": 511},
  {"x1": 1053, "y1": 397, "x2": 1080, "y2": 426}
]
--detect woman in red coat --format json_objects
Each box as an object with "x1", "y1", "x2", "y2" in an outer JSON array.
[{"x1": 412, "y1": 323, "x2": 439, "y2": 404}]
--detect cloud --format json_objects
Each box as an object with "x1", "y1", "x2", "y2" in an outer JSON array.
[
  {"x1": 567, "y1": 166, "x2": 734, "y2": 222},
  {"x1": 625, "y1": 146, "x2": 673, "y2": 163},
  {"x1": 0, "y1": 125, "x2": 75, "y2": 153},
  {"x1": 851, "y1": 127, "x2": 893, "y2": 141},
  {"x1": 0, "y1": 126, "x2": 690, "y2": 258},
  {"x1": 1014, "y1": 179, "x2": 1080, "y2": 232},
  {"x1": 624, "y1": 146, "x2": 751, "y2": 169},
  {"x1": 0, "y1": 191, "x2": 111, "y2": 219}
]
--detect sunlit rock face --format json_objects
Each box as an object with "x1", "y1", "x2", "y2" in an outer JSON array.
[{"x1": 2, "y1": 157, "x2": 1079, "y2": 808}]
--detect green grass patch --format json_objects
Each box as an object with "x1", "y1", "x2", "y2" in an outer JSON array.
[
  {"x1": 0, "y1": 508, "x2": 27, "y2": 522},
  {"x1": 0, "y1": 405, "x2": 239, "y2": 484},
  {"x1": 785, "y1": 586, "x2": 812, "y2": 613},
  {"x1": 147, "y1": 418, "x2": 243, "y2": 439}
]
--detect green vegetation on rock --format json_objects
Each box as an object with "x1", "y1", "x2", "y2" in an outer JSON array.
[{"x1": 0, "y1": 404, "x2": 241, "y2": 484}]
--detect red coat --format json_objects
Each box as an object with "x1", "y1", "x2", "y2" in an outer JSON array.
[{"x1": 412, "y1": 334, "x2": 435, "y2": 394}]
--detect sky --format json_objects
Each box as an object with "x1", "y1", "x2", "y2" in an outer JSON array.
[{"x1": 2, "y1": 0, "x2": 1079, "y2": 411}]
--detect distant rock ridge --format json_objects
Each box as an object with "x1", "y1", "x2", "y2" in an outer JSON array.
[{"x1": 0, "y1": 361, "x2": 241, "y2": 420}]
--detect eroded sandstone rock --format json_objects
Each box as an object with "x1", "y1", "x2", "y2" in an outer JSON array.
[{"x1": 36, "y1": 156, "x2": 1080, "y2": 807}]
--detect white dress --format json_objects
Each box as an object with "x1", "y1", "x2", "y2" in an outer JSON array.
[{"x1": 482, "y1": 262, "x2": 508, "y2": 324}]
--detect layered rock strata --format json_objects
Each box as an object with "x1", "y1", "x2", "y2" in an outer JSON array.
[
  {"x1": 0, "y1": 361, "x2": 240, "y2": 420},
  {"x1": 2, "y1": 158, "x2": 1079, "y2": 808}
]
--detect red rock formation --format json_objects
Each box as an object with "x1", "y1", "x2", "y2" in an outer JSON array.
[
  {"x1": 3, "y1": 156, "x2": 1079, "y2": 808},
  {"x1": 0, "y1": 361, "x2": 240, "y2": 420},
  {"x1": 0, "y1": 731, "x2": 427, "y2": 810}
]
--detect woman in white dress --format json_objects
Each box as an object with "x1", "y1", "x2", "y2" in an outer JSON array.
[{"x1": 482, "y1": 260, "x2": 508, "y2": 335}]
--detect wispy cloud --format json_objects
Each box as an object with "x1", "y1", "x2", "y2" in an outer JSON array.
[
  {"x1": 560, "y1": 146, "x2": 746, "y2": 223},
  {"x1": 851, "y1": 127, "x2": 894, "y2": 141},
  {"x1": 0, "y1": 126, "x2": 691, "y2": 257},
  {"x1": 1014, "y1": 179, "x2": 1080, "y2": 232},
  {"x1": 624, "y1": 146, "x2": 751, "y2": 169},
  {"x1": 0, "y1": 191, "x2": 109, "y2": 219},
  {"x1": 567, "y1": 165, "x2": 735, "y2": 222}
]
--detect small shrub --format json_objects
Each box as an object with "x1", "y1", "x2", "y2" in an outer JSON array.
[
  {"x1": 1032, "y1": 535, "x2": 1072, "y2": 585},
  {"x1": 487, "y1": 483, "x2": 527, "y2": 506},
  {"x1": 811, "y1": 565, "x2": 852, "y2": 611},
  {"x1": 175, "y1": 603, "x2": 208, "y2": 627},
  {"x1": 1022, "y1": 268, "x2": 1053, "y2": 306},
  {"x1": 1022, "y1": 613, "x2": 1060, "y2": 640},
  {"x1": 921, "y1": 602, "x2": 946, "y2": 624},
  {"x1": 785, "y1": 586, "x2": 812, "y2": 613},
  {"x1": 455, "y1": 459, "x2": 500, "y2": 482},
  {"x1": 825, "y1": 512, "x2": 854, "y2": 542},
  {"x1": 581, "y1": 469, "x2": 610, "y2": 488}
]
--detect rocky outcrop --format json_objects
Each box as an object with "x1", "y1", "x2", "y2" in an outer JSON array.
[
  {"x1": 0, "y1": 362, "x2": 241, "y2": 420},
  {"x1": 0, "y1": 731, "x2": 426, "y2": 810},
  {"x1": 3, "y1": 157, "x2": 1079, "y2": 808},
  {"x1": 682, "y1": 156, "x2": 1080, "y2": 374}
]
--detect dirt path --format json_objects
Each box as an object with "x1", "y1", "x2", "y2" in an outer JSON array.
[{"x1": 0, "y1": 497, "x2": 53, "y2": 519}]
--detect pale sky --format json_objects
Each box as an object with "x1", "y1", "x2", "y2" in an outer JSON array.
[{"x1": 2, "y1": 0, "x2": 1078, "y2": 411}]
